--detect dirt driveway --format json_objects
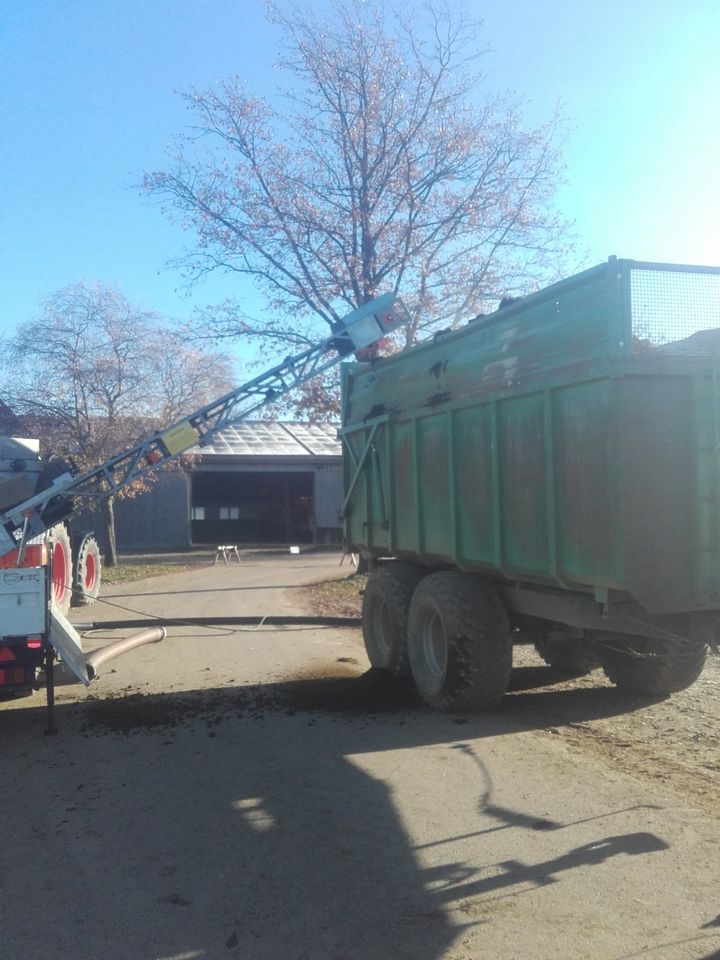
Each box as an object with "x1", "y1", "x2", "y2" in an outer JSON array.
[{"x1": 1, "y1": 551, "x2": 719, "y2": 960}]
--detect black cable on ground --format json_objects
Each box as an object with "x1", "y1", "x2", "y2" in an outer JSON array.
[{"x1": 73, "y1": 615, "x2": 362, "y2": 631}]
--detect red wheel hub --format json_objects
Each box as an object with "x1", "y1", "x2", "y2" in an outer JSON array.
[
  {"x1": 52, "y1": 541, "x2": 68, "y2": 604},
  {"x1": 84, "y1": 551, "x2": 97, "y2": 591}
]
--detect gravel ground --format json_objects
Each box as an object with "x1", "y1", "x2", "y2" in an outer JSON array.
[
  {"x1": 508, "y1": 643, "x2": 720, "y2": 814},
  {"x1": 307, "y1": 574, "x2": 720, "y2": 814},
  {"x1": 3, "y1": 556, "x2": 718, "y2": 960}
]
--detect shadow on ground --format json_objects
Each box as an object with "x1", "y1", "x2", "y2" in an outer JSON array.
[{"x1": 0, "y1": 663, "x2": 689, "y2": 960}]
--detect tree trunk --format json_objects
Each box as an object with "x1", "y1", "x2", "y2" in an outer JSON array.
[{"x1": 103, "y1": 495, "x2": 118, "y2": 567}]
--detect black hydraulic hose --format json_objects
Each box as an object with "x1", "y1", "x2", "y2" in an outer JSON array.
[{"x1": 74, "y1": 615, "x2": 362, "y2": 631}]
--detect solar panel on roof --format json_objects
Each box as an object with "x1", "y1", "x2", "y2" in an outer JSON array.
[{"x1": 195, "y1": 420, "x2": 341, "y2": 457}]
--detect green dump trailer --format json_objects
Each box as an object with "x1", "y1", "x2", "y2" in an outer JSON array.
[{"x1": 341, "y1": 257, "x2": 720, "y2": 710}]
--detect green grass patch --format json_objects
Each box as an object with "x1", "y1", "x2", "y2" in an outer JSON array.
[{"x1": 101, "y1": 563, "x2": 185, "y2": 585}]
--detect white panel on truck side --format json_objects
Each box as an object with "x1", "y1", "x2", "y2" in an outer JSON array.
[{"x1": 0, "y1": 567, "x2": 47, "y2": 635}]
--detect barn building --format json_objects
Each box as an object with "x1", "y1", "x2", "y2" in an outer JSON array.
[{"x1": 111, "y1": 421, "x2": 343, "y2": 552}]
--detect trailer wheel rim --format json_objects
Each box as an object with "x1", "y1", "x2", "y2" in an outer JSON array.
[{"x1": 420, "y1": 611, "x2": 447, "y2": 692}]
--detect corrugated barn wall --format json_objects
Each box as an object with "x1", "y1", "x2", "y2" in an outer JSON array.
[{"x1": 96, "y1": 422, "x2": 344, "y2": 554}]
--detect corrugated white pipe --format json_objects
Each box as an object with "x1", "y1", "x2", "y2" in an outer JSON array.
[{"x1": 85, "y1": 627, "x2": 166, "y2": 680}]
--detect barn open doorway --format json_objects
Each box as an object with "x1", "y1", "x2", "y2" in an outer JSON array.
[{"x1": 190, "y1": 470, "x2": 314, "y2": 544}]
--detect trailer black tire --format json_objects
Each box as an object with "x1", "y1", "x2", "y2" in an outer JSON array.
[
  {"x1": 597, "y1": 635, "x2": 708, "y2": 696},
  {"x1": 71, "y1": 533, "x2": 101, "y2": 607},
  {"x1": 535, "y1": 630, "x2": 599, "y2": 676},
  {"x1": 362, "y1": 562, "x2": 426, "y2": 678},
  {"x1": 48, "y1": 524, "x2": 72, "y2": 616},
  {"x1": 407, "y1": 572, "x2": 512, "y2": 712}
]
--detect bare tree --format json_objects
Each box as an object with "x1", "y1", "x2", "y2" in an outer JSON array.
[
  {"x1": 0, "y1": 283, "x2": 235, "y2": 565},
  {"x1": 143, "y1": 0, "x2": 572, "y2": 353},
  {"x1": 147, "y1": 327, "x2": 239, "y2": 423}
]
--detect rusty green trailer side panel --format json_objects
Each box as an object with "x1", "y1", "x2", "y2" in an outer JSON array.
[{"x1": 342, "y1": 259, "x2": 720, "y2": 616}]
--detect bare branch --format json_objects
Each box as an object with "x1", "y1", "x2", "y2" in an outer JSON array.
[{"x1": 142, "y1": 0, "x2": 574, "y2": 352}]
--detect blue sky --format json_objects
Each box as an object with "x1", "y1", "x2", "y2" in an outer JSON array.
[{"x1": 2, "y1": 0, "x2": 718, "y2": 362}]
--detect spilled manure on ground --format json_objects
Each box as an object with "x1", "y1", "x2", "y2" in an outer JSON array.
[{"x1": 80, "y1": 665, "x2": 420, "y2": 735}]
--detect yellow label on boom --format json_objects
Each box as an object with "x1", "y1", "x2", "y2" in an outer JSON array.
[{"x1": 160, "y1": 421, "x2": 200, "y2": 456}]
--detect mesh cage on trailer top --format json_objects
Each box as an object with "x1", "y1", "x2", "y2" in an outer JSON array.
[{"x1": 629, "y1": 263, "x2": 720, "y2": 357}]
